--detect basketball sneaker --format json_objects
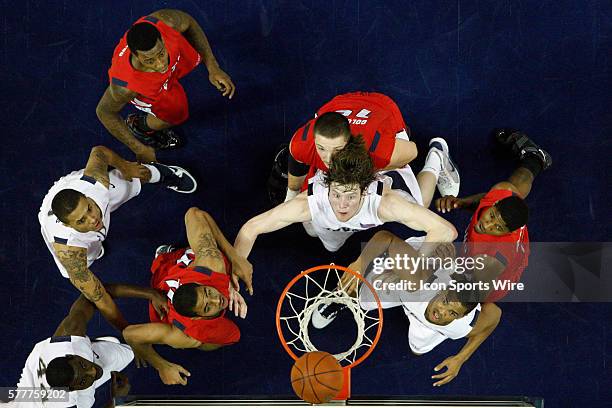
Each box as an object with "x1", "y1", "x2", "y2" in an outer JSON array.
[
  {"x1": 146, "y1": 162, "x2": 197, "y2": 194},
  {"x1": 311, "y1": 301, "x2": 348, "y2": 329},
  {"x1": 428, "y1": 137, "x2": 460, "y2": 197},
  {"x1": 155, "y1": 244, "x2": 176, "y2": 259},
  {"x1": 493, "y1": 128, "x2": 552, "y2": 171},
  {"x1": 126, "y1": 113, "x2": 182, "y2": 149}
]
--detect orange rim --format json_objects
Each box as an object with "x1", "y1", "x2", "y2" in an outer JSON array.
[{"x1": 275, "y1": 264, "x2": 383, "y2": 369}]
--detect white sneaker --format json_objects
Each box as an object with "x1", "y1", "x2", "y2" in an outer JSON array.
[
  {"x1": 155, "y1": 244, "x2": 176, "y2": 259},
  {"x1": 311, "y1": 301, "x2": 347, "y2": 329},
  {"x1": 429, "y1": 138, "x2": 460, "y2": 197}
]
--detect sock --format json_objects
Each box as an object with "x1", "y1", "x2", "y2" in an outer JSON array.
[
  {"x1": 519, "y1": 154, "x2": 544, "y2": 178},
  {"x1": 143, "y1": 164, "x2": 161, "y2": 183},
  {"x1": 420, "y1": 149, "x2": 442, "y2": 180}
]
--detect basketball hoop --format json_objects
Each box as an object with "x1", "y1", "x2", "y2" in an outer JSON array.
[{"x1": 276, "y1": 264, "x2": 383, "y2": 400}]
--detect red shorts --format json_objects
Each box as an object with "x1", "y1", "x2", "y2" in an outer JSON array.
[{"x1": 130, "y1": 81, "x2": 189, "y2": 125}]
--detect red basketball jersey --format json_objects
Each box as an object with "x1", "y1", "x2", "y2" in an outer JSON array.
[
  {"x1": 149, "y1": 248, "x2": 240, "y2": 345},
  {"x1": 289, "y1": 92, "x2": 409, "y2": 189},
  {"x1": 108, "y1": 15, "x2": 201, "y2": 103},
  {"x1": 464, "y1": 189, "x2": 530, "y2": 302}
]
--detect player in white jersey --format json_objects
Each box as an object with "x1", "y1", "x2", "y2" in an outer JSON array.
[
  {"x1": 38, "y1": 145, "x2": 197, "y2": 332},
  {"x1": 233, "y1": 136, "x2": 460, "y2": 294},
  {"x1": 12, "y1": 294, "x2": 134, "y2": 407},
  {"x1": 316, "y1": 230, "x2": 502, "y2": 387}
]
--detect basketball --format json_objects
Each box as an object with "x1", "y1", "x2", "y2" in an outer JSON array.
[{"x1": 290, "y1": 351, "x2": 344, "y2": 404}]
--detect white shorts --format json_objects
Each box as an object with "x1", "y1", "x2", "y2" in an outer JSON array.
[
  {"x1": 315, "y1": 229, "x2": 355, "y2": 253},
  {"x1": 303, "y1": 221, "x2": 354, "y2": 253},
  {"x1": 380, "y1": 165, "x2": 424, "y2": 207},
  {"x1": 106, "y1": 169, "x2": 142, "y2": 212}
]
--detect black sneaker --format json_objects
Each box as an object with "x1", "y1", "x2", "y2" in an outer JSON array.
[
  {"x1": 311, "y1": 301, "x2": 348, "y2": 329},
  {"x1": 147, "y1": 162, "x2": 197, "y2": 194},
  {"x1": 126, "y1": 113, "x2": 182, "y2": 149},
  {"x1": 157, "y1": 128, "x2": 183, "y2": 149},
  {"x1": 492, "y1": 128, "x2": 552, "y2": 171}
]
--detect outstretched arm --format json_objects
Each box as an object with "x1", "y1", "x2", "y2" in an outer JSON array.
[
  {"x1": 123, "y1": 323, "x2": 221, "y2": 385},
  {"x1": 341, "y1": 230, "x2": 445, "y2": 294},
  {"x1": 431, "y1": 303, "x2": 502, "y2": 386},
  {"x1": 53, "y1": 243, "x2": 128, "y2": 332},
  {"x1": 378, "y1": 191, "x2": 457, "y2": 255},
  {"x1": 52, "y1": 295, "x2": 96, "y2": 337},
  {"x1": 184, "y1": 207, "x2": 254, "y2": 294},
  {"x1": 234, "y1": 193, "x2": 311, "y2": 260},
  {"x1": 96, "y1": 85, "x2": 157, "y2": 162},
  {"x1": 436, "y1": 175, "x2": 527, "y2": 215},
  {"x1": 151, "y1": 9, "x2": 235, "y2": 98},
  {"x1": 105, "y1": 283, "x2": 169, "y2": 320}
]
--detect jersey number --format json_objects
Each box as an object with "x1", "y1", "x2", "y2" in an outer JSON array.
[
  {"x1": 37, "y1": 358, "x2": 49, "y2": 401},
  {"x1": 335, "y1": 109, "x2": 371, "y2": 125},
  {"x1": 335, "y1": 108, "x2": 371, "y2": 118}
]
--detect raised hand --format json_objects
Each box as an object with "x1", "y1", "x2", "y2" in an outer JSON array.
[
  {"x1": 435, "y1": 196, "x2": 465, "y2": 214},
  {"x1": 111, "y1": 371, "x2": 131, "y2": 397},
  {"x1": 208, "y1": 67, "x2": 236, "y2": 99},
  {"x1": 157, "y1": 361, "x2": 191, "y2": 386},
  {"x1": 431, "y1": 355, "x2": 465, "y2": 386},
  {"x1": 231, "y1": 255, "x2": 253, "y2": 295},
  {"x1": 229, "y1": 286, "x2": 248, "y2": 319},
  {"x1": 118, "y1": 161, "x2": 152, "y2": 181}
]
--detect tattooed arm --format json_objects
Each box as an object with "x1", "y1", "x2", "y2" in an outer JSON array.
[
  {"x1": 184, "y1": 207, "x2": 253, "y2": 293},
  {"x1": 52, "y1": 242, "x2": 129, "y2": 332},
  {"x1": 184, "y1": 207, "x2": 227, "y2": 273}
]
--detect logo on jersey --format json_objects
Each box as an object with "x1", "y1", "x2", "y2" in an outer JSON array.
[
  {"x1": 335, "y1": 108, "x2": 371, "y2": 125},
  {"x1": 118, "y1": 45, "x2": 129, "y2": 57},
  {"x1": 325, "y1": 226, "x2": 363, "y2": 232}
]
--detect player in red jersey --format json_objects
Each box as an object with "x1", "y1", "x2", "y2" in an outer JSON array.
[
  {"x1": 96, "y1": 9, "x2": 236, "y2": 162},
  {"x1": 122, "y1": 207, "x2": 251, "y2": 385},
  {"x1": 435, "y1": 129, "x2": 552, "y2": 301},
  {"x1": 284, "y1": 92, "x2": 418, "y2": 200}
]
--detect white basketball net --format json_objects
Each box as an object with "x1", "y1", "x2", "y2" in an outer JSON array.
[{"x1": 278, "y1": 265, "x2": 381, "y2": 366}]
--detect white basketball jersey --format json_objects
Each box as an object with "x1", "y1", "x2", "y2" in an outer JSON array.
[
  {"x1": 399, "y1": 269, "x2": 480, "y2": 340},
  {"x1": 38, "y1": 170, "x2": 111, "y2": 277},
  {"x1": 399, "y1": 236, "x2": 479, "y2": 339},
  {"x1": 16, "y1": 335, "x2": 96, "y2": 407},
  {"x1": 307, "y1": 171, "x2": 386, "y2": 234}
]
